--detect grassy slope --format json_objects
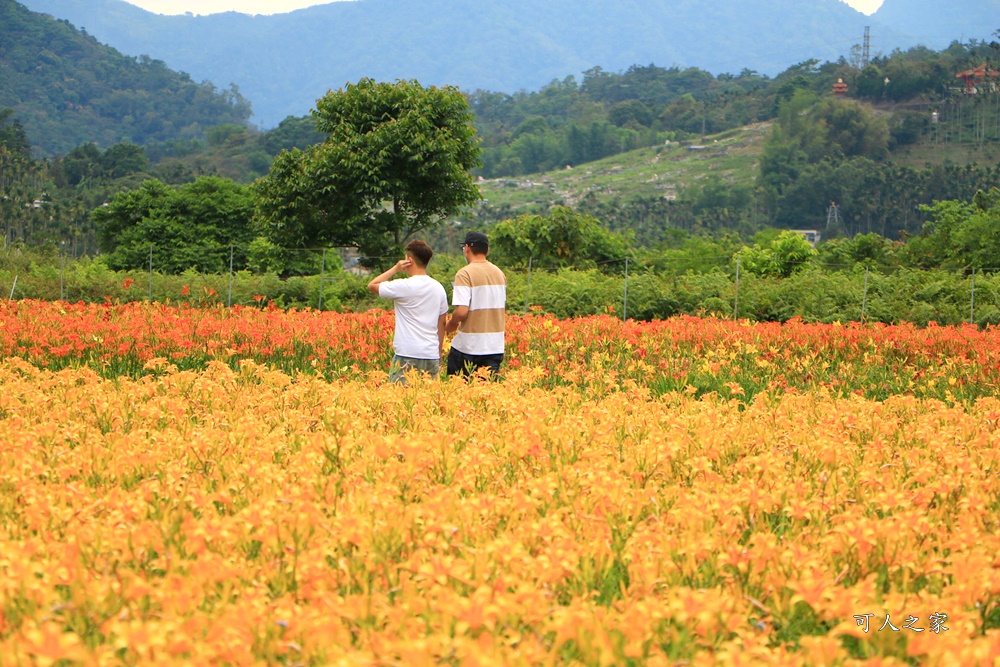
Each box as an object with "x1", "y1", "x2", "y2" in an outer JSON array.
[
  {"x1": 477, "y1": 122, "x2": 773, "y2": 214},
  {"x1": 476, "y1": 117, "x2": 998, "y2": 218},
  {"x1": 889, "y1": 141, "x2": 999, "y2": 168}
]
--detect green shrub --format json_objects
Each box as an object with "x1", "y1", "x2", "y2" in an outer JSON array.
[{"x1": 3, "y1": 248, "x2": 998, "y2": 326}]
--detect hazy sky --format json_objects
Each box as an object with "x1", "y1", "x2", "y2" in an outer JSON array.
[
  {"x1": 122, "y1": 0, "x2": 346, "y2": 14},
  {"x1": 123, "y1": 0, "x2": 885, "y2": 16}
]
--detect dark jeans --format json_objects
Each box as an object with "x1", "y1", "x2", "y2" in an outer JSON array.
[{"x1": 446, "y1": 347, "x2": 504, "y2": 378}]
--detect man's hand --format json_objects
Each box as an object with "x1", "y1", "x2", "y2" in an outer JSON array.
[
  {"x1": 367, "y1": 257, "x2": 413, "y2": 294},
  {"x1": 445, "y1": 305, "x2": 470, "y2": 334}
]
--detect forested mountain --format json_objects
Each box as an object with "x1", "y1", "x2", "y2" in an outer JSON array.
[
  {"x1": 17, "y1": 0, "x2": 916, "y2": 129},
  {"x1": 0, "y1": 0, "x2": 251, "y2": 155}
]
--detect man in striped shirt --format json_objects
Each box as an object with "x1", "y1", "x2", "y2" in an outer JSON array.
[{"x1": 445, "y1": 231, "x2": 506, "y2": 377}]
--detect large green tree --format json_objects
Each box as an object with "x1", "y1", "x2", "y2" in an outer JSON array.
[
  {"x1": 254, "y1": 78, "x2": 482, "y2": 259},
  {"x1": 489, "y1": 206, "x2": 632, "y2": 271},
  {"x1": 902, "y1": 188, "x2": 1000, "y2": 270},
  {"x1": 94, "y1": 177, "x2": 256, "y2": 274},
  {"x1": 734, "y1": 229, "x2": 818, "y2": 278}
]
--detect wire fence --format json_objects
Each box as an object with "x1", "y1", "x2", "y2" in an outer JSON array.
[
  {"x1": 3, "y1": 243, "x2": 1000, "y2": 326},
  {"x1": 509, "y1": 251, "x2": 1000, "y2": 324}
]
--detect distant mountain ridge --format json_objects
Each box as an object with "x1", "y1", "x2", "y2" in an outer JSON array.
[
  {"x1": 16, "y1": 0, "x2": 919, "y2": 129},
  {"x1": 15, "y1": 0, "x2": 999, "y2": 130},
  {"x1": 873, "y1": 0, "x2": 999, "y2": 46}
]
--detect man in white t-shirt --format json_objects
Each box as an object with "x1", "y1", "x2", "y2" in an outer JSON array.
[{"x1": 367, "y1": 240, "x2": 449, "y2": 383}]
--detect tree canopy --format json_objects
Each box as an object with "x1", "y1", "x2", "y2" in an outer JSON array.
[
  {"x1": 94, "y1": 177, "x2": 256, "y2": 274},
  {"x1": 735, "y1": 230, "x2": 818, "y2": 278},
  {"x1": 489, "y1": 206, "x2": 632, "y2": 271},
  {"x1": 254, "y1": 79, "x2": 482, "y2": 260},
  {"x1": 903, "y1": 187, "x2": 1000, "y2": 270},
  {"x1": 0, "y1": 108, "x2": 30, "y2": 158}
]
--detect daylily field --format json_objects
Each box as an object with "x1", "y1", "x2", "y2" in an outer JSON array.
[{"x1": 1, "y1": 300, "x2": 999, "y2": 666}]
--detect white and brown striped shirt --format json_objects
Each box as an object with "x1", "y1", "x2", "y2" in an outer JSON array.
[{"x1": 451, "y1": 260, "x2": 506, "y2": 355}]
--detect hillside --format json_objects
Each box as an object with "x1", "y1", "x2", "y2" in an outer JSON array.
[
  {"x1": 477, "y1": 123, "x2": 771, "y2": 215},
  {"x1": 1, "y1": 0, "x2": 996, "y2": 257},
  {"x1": 0, "y1": 0, "x2": 252, "y2": 155},
  {"x1": 19, "y1": 0, "x2": 909, "y2": 128}
]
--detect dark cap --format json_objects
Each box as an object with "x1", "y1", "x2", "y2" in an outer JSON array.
[{"x1": 461, "y1": 231, "x2": 489, "y2": 250}]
